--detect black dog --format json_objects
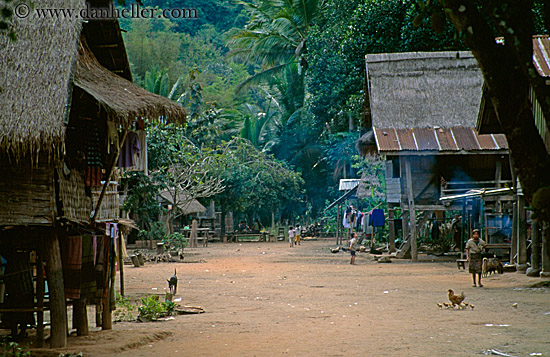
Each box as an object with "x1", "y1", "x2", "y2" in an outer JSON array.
[{"x1": 167, "y1": 269, "x2": 178, "y2": 295}]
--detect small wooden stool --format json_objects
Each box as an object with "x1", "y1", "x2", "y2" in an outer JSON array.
[{"x1": 456, "y1": 259, "x2": 467, "y2": 270}]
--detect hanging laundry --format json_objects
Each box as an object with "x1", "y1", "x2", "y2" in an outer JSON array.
[
  {"x1": 61, "y1": 236, "x2": 82, "y2": 299},
  {"x1": 370, "y1": 209, "x2": 385, "y2": 227},
  {"x1": 117, "y1": 131, "x2": 140, "y2": 168}
]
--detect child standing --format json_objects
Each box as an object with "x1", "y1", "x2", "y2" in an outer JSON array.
[
  {"x1": 349, "y1": 232, "x2": 358, "y2": 265},
  {"x1": 288, "y1": 226, "x2": 295, "y2": 248},
  {"x1": 295, "y1": 224, "x2": 301, "y2": 245}
]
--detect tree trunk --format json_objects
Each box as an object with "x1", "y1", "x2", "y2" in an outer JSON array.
[{"x1": 442, "y1": 0, "x2": 550, "y2": 205}]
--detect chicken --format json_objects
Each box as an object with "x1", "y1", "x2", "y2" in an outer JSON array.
[
  {"x1": 448, "y1": 289, "x2": 465, "y2": 307},
  {"x1": 437, "y1": 303, "x2": 443, "y2": 309}
]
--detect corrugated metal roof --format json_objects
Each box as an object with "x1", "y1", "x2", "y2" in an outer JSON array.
[
  {"x1": 339, "y1": 179, "x2": 360, "y2": 191},
  {"x1": 533, "y1": 35, "x2": 550, "y2": 77},
  {"x1": 374, "y1": 127, "x2": 508, "y2": 153}
]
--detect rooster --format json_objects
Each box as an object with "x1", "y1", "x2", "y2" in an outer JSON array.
[{"x1": 448, "y1": 289, "x2": 465, "y2": 307}]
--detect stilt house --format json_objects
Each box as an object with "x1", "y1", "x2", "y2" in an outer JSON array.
[
  {"x1": 363, "y1": 51, "x2": 513, "y2": 259},
  {"x1": 0, "y1": 0, "x2": 186, "y2": 348}
]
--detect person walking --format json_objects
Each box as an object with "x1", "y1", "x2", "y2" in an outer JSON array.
[
  {"x1": 295, "y1": 224, "x2": 301, "y2": 245},
  {"x1": 288, "y1": 226, "x2": 295, "y2": 248},
  {"x1": 466, "y1": 229, "x2": 486, "y2": 287},
  {"x1": 349, "y1": 232, "x2": 358, "y2": 265}
]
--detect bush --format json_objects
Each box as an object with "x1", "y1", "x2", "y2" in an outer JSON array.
[
  {"x1": 137, "y1": 295, "x2": 176, "y2": 321},
  {"x1": 0, "y1": 341, "x2": 30, "y2": 357},
  {"x1": 163, "y1": 232, "x2": 188, "y2": 251},
  {"x1": 114, "y1": 292, "x2": 136, "y2": 322}
]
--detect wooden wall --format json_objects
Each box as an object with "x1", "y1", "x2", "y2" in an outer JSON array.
[{"x1": 0, "y1": 157, "x2": 56, "y2": 225}]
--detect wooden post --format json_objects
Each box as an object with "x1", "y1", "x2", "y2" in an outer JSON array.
[
  {"x1": 45, "y1": 229, "x2": 67, "y2": 348},
  {"x1": 402, "y1": 210, "x2": 409, "y2": 243},
  {"x1": 405, "y1": 157, "x2": 417, "y2": 261},
  {"x1": 336, "y1": 205, "x2": 340, "y2": 245},
  {"x1": 526, "y1": 220, "x2": 541, "y2": 277},
  {"x1": 511, "y1": 201, "x2": 518, "y2": 264},
  {"x1": 119, "y1": 231, "x2": 124, "y2": 296},
  {"x1": 516, "y1": 195, "x2": 528, "y2": 272},
  {"x1": 541, "y1": 222, "x2": 550, "y2": 278},
  {"x1": 388, "y1": 208, "x2": 396, "y2": 253},
  {"x1": 74, "y1": 299, "x2": 88, "y2": 336},
  {"x1": 36, "y1": 247, "x2": 45, "y2": 348}
]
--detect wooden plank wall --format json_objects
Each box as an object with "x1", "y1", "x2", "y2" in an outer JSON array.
[
  {"x1": 399, "y1": 156, "x2": 438, "y2": 205},
  {"x1": 0, "y1": 158, "x2": 55, "y2": 225}
]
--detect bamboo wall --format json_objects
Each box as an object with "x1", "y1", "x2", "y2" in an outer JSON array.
[{"x1": 0, "y1": 158, "x2": 56, "y2": 225}]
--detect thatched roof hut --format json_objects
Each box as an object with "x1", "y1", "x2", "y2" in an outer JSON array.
[
  {"x1": 0, "y1": 0, "x2": 83, "y2": 161},
  {"x1": 366, "y1": 51, "x2": 483, "y2": 129},
  {"x1": 0, "y1": 0, "x2": 186, "y2": 162}
]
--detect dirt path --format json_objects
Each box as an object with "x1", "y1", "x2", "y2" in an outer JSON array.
[{"x1": 35, "y1": 240, "x2": 550, "y2": 356}]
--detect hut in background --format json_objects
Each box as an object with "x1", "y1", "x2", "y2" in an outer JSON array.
[
  {"x1": 0, "y1": 0, "x2": 186, "y2": 348},
  {"x1": 362, "y1": 51, "x2": 513, "y2": 260}
]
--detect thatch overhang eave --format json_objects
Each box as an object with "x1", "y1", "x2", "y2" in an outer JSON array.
[
  {"x1": 73, "y1": 39, "x2": 186, "y2": 127},
  {"x1": 0, "y1": 0, "x2": 84, "y2": 161}
]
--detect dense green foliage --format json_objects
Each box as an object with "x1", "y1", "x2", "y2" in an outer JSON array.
[{"x1": 120, "y1": 0, "x2": 469, "y2": 231}]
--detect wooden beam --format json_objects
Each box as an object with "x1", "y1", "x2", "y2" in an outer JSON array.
[
  {"x1": 404, "y1": 157, "x2": 417, "y2": 261},
  {"x1": 45, "y1": 229, "x2": 67, "y2": 348}
]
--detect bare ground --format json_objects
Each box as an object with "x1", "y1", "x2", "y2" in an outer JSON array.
[{"x1": 28, "y1": 240, "x2": 550, "y2": 356}]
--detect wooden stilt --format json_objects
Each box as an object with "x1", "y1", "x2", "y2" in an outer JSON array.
[
  {"x1": 388, "y1": 208, "x2": 396, "y2": 253},
  {"x1": 405, "y1": 157, "x2": 417, "y2": 261},
  {"x1": 526, "y1": 220, "x2": 541, "y2": 276},
  {"x1": 73, "y1": 299, "x2": 88, "y2": 336},
  {"x1": 540, "y1": 222, "x2": 550, "y2": 278},
  {"x1": 517, "y1": 195, "x2": 528, "y2": 272},
  {"x1": 44, "y1": 229, "x2": 67, "y2": 348},
  {"x1": 36, "y1": 247, "x2": 45, "y2": 348},
  {"x1": 119, "y1": 232, "x2": 124, "y2": 296}
]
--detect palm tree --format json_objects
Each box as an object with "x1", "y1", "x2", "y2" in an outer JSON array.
[{"x1": 227, "y1": 0, "x2": 325, "y2": 91}]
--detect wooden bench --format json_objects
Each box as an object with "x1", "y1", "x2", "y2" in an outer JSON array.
[
  {"x1": 228, "y1": 232, "x2": 268, "y2": 242},
  {"x1": 456, "y1": 259, "x2": 468, "y2": 270}
]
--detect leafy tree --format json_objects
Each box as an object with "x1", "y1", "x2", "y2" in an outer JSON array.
[{"x1": 208, "y1": 138, "x2": 304, "y2": 236}]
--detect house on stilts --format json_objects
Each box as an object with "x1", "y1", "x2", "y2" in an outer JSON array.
[
  {"x1": 476, "y1": 35, "x2": 550, "y2": 277},
  {"x1": 360, "y1": 51, "x2": 515, "y2": 261},
  {"x1": 0, "y1": 0, "x2": 186, "y2": 348}
]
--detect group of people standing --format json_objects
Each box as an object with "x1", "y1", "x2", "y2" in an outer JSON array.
[{"x1": 288, "y1": 225, "x2": 303, "y2": 247}]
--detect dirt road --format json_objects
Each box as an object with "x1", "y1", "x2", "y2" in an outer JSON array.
[{"x1": 34, "y1": 240, "x2": 550, "y2": 356}]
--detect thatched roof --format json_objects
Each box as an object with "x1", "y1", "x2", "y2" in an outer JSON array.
[
  {"x1": 74, "y1": 38, "x2": 186, "y2": 128},
  {"x1": 0, "y1": 0, "x2": 83, "y2": 159},
  {"x1": 365, "y1": 51, "x2": 483, "y2": 129},
  {"x1": 159, "y1": 190, "x2": 207, "y2": 215},
  {"x1": 0, "y1": 0, "x2": 186, "y2": 160}
]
